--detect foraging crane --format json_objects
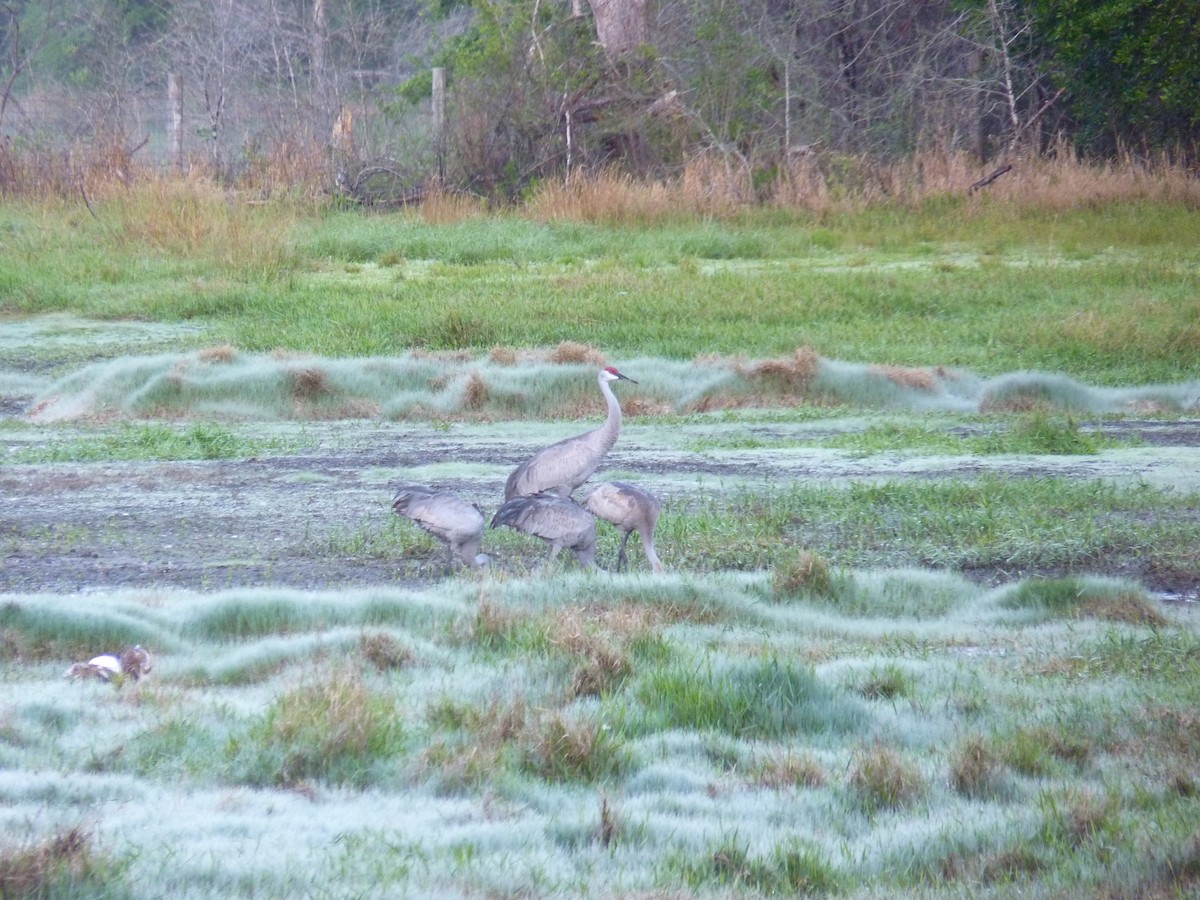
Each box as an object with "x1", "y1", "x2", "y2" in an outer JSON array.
[
  {"x1": 490, "y1": 492, "x2": 597, "y2": 570},
  {"x1": 391, "y1": 483, "x2": 490, "y2": 572},
  {"x1": 504, "y1": 366, "x2": 637, "y2": 500},
  {"x1": 582, "y1": 481, "x2": 666, "y2": 574}
]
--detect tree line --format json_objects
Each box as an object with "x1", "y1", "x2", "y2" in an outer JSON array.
[{"x1": 2, "y1": 0, "x2": 1196, "y2": 201}]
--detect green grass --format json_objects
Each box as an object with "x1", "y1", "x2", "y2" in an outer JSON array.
[
  {"x1": 6, "y1": 422, "x2": 298, "y2": 463},
  {"x1": 2, "y1": 198, "x2": 1198, "y2": 384},
  {"x1": 816, "y1": 413, "x2": 1127, "y2": 456},
  {"x1": 666, "y1": 476, "x2": 1200, "y2": 577}
]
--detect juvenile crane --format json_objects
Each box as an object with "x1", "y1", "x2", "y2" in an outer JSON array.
[
  {"x1": 391, "y1": 483, "x2": 489, "y2": 573},
  {"x1": 504, "y1": 366, "x2": 637, "y2": 500},
  {"x1": 582, "y1": 481, "x2": 666, "y2": 574},
  {"x1": 490, "y1": 492, "x2": 597, "y2": 570}
]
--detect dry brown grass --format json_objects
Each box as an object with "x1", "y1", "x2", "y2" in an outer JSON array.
[
  {"x1": 549, "y1": 606, "x2": 634, "y2": 698},
  {"x1": 288, "y1": 366, "x2": 329, "y2": 400},
  {"x1": 730, "y1": 347, "x2": 823, "y2": 407},
  {"x1": 772, "y1": 550, "x2": 835, "y2": 600},
  {"x1": 549, "y1": 341, "x2": 607, "y2": 366},
  {"x1": 420, "y1": 185, "x2": 487, "y2": 225},
  {"x1": 462, "y1": 372, "x2": 490, "y2": 410},
  {"x1": 868, "y1": 364, "x2": 942, "y2": 392},
  {"x1": 0, "y1": 826, "x2": 104, "y2": 897},
  {"x1": 7, "y1": 130, "x2": 1199, "y2": 216},
  {"x1": 751, "y1": 750, "x2": 827, "y2": 789},
  {"x1": 488, "y1": 346, "x2": 519, "y2": 366},
  {"x1": 197, "y1": 344, "x2": 239, "y2": 364},
  {"x1": 951, "y1": 734, "x2": 1004, "y2": 798},
  {"x1": 1077, "y1": 591, "x2": 1169, "y2": 626},
  {"x1": 527, "y1": 170, "x2": 679, "y2": 225},
  {"x1": 848, "y1": 743, "x2": 927, "y2": 811},
  {"x1": 359, "y1": 631, "x2": 414, "y2": 671}
]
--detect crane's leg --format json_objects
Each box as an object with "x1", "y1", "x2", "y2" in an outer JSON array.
[
  {"x1": 537, "y1": 544, "x2": 564, "y2": 574},
  {"x1": 616, "y1": 530, "x2": 632, "y2": 572},
  {"x1": 641, "y1": 529, "x2": 665, "y2": 575}
]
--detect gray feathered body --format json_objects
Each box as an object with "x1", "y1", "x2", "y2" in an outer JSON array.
[
  {"x1": 392, "y1": 483, "x2": 487, "y2": 570},
  {"x1": 491, "y1": 492, "x2": 597, "y2": 569},
  {"x1": 504, "y1": 368, "x2": 632, "y2": 500},
  {"x1": 582, "y1": 481, "x2": 665, "y2": 574}
]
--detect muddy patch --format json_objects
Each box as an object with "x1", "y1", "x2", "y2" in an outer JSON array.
[{"x1": 3, "y1": 416, "x2": 1199, "y2": 598}]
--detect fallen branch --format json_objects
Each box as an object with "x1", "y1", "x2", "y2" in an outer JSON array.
[{"x1": 969, "y1": 164, "x2": 1012, "y2": 193}]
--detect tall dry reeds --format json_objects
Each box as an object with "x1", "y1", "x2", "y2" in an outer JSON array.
[{"x1": 4, "y1": 129, "x2": 1197, "y2": 218}]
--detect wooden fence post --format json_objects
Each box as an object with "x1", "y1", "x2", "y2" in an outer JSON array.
[
  {"x1": 167, "y1": 72, "x2": 183, "y2": 173},
  {"x1": 432, "y1": 67, "x2": 445, "y2": 185}
]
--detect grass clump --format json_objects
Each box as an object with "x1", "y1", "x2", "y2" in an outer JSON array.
[
  {"x1": 421, "y1": 693, "x2": 528, "y2": 790},
  {"x1": 994, "y1": 723, "x2": 1093, "y2": 777},
  {"x1": 666, "y1": 836, "x2": 841, "y2": 895},
  {"x1": 0, "y1": 602, "x2": 163, "y2": 663},
  {"x1": 523, "y1": 710, "x2": 626, "y2": 783},
  {"x1": 358, "y1": 631, "x2": 414, "y2": 671},
  {"x1": 950, "y1": 734, "x2": 1007, "y2": 799},
  {"x1": 856, "y1": 662, "x2": 915, "y2": 701},
  {"x1": 847, "y1": 743, "x2": 927, "y2": 812},
  {"x1": 230, "y1": 668, "x2": 404, "y2": 789},
  {"x1": 750, "y1": 750, "x2": 827, "y2": 789},
  {"x1": 1002, "y1": 576, "x2": 1167, "y2": 625},
  {"x1": 772, "y1": 549, "x2": 837, "y2": 600},
  {"x1": 0, "y1": 826, "x2": 131, "y2": 899},
  {"x1": 634, "y1": 656, "x2": 866, "y2": 739}
]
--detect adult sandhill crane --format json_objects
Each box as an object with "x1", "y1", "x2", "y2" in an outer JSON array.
[
  {"x1": 504, "y1": 366, "x2": 637, "y2": 501},
  {"x1": 391, "y1": 483, "x2": 490, "y2": 572},
  {"x1": 490, "y1": 492, "x2": 597, "y2": 570},
  {"x1": 582, "y1": 481, "x2": 666, "y2": 574}
]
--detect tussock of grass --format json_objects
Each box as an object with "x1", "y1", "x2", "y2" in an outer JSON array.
[
  {"x1": 950, "y1": 735, "x2": 1007, "y2": 800},
  {"x1": 665, "y1": 836, "x2": 841, "y2": 895},
  {"x1": 179, "y1": 590, "x2": 447, "y2": 642},
  {"x1": 524, "y1": 710, "x2": 626, "y2": 782},
  {"x1": 848, "y1": 743, "x2": 928, "y2": 811},
  {"x1": 0, "y1": 826, "x2": 125, "y2": 898},
  {"x1": 633, "y1": 656, "x2": 867, "y2": 739},
  {"x1": 231, "y1": 667, "x2": 404, "y2": 789},
  {"x1": 750, "y1": 750, "x2": 827, "y2": 790},
  {"x1": 1000, "y1": 576, "x2": 1167, "y2": 626},
  {"x1": 772, "y1": 550, "x2": 838, "y2": 602}
]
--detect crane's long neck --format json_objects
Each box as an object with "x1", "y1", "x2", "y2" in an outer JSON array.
[{"x1": 595, "y1": 375, "x2": 622, "y2": 452}]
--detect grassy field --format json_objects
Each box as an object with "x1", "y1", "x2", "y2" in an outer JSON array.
[
  {"x1": 1, "y1": 176, "x2": 1199, "y2": 898},
  {"x1": 1, "y1": 178, "x2": 1198, "y2": 384}
]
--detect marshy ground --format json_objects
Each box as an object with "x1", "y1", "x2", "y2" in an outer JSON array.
[{"x1": 4, "y1": 403, "x2": 1199, "y2": 598}]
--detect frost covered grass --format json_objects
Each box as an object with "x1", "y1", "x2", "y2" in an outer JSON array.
[
  {"x1": 15, "y1": 346, "x2": 1200, "y2": 424},
  {"x1": 0, "y1": 575, "x2": 1196, "y2": 898}
]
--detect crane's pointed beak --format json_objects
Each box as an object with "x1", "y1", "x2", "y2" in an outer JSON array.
[{"x1": 618, "y1": 373, "x2": 637, "y2": 384}]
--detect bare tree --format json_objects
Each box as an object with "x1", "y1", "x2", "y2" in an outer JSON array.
[{"x1": 0, "y1": 0, "x2": 56, "y2": 130}]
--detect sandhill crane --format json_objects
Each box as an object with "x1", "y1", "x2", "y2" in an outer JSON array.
[
  {"x1": 582, "y1": 481, "x2": 666, "y2": 574},
  {"x1": 391, "y1": 483, "x2": 490, "y2": 572},
  {"x1": 504, "y1": 366, "x2": 637, "y2": 500},
  {"x1": 490, "y1": 492, "x2": 597, "y2": 570}
]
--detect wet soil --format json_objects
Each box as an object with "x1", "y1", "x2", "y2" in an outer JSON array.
[{"x1": 3, "y1": 414, "x2": 1199, "y2": 599}]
